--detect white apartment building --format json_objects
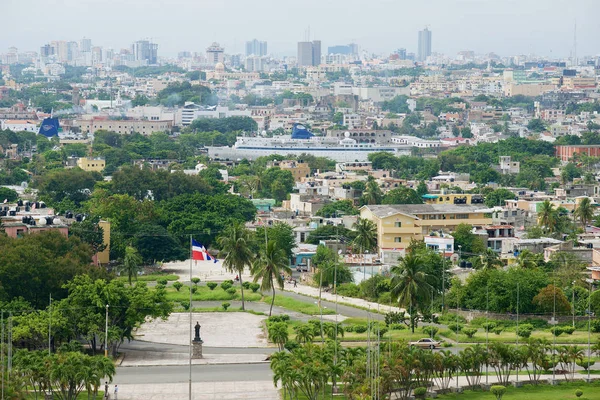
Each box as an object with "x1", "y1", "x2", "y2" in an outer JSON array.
[
  {"x1": 0, "y1": 120, "x2": 38, "y2": 132},
  {"x1": 178, "y1": 103, "x2": 251, "y2": 126}
]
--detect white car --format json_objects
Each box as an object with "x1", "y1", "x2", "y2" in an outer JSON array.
[{"x1": 410, "y1": 338, "x2": 440, "y2": 349}]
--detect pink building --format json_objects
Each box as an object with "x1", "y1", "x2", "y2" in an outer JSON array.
[{"x1": 3, "y1": 223, "x2": 68, "y2": 238}]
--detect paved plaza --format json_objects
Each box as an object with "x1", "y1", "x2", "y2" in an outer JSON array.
[{"x1": 112, "y1": 381, "x2": 279, "y2": 400}]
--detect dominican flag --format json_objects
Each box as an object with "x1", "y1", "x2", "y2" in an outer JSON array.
[{"x1": 191, "y1": 239, "x2": 218, "y2": 263}]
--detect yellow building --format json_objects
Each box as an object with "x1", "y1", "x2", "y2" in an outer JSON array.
[
  {"x1": 96, "y1": 220, "x2": 111, "y2": 265},
  {"x1": 360, "y1": 204, "x2": 493, "y2": 263},
  {"x1": 268, "y1": 160, "x2": 311, "y2": 182},
  {"x1": 422, "y1": 193, "x2": 485, "y2": 205},
  {"x1": 76, "y1": 157, "x2": 106, "y2": 172}
]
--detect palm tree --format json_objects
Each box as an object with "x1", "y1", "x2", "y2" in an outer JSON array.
[
  {"x1": 252, "y1": 240, "x2": 291, "y2": 316},
  {"x1": 390, "y1": 254, "x2": 435, "y2": 332},
  {"x1": 514, "y1": 249, "x2": 539, "y2": 269},
  {"x1": 575, "y1": 197, "x2": 594, "y2": 228},
  {"x1": 362, "y1": 176, "x2": 383, "y2": 205},
  {"x1": 538, "y1": 200, "x2": 556, "y2": 234},
  {"x1": 268, "y1": 322, "x2": 289, "y2": 351},
  {"x1": 477, "y1": 249, "x2": 503, "y2": 270},
  {"x1": 217, "y1": 221, "x2": 254, "y2": 310},
  {"x1": 352, "y1": 217, "x2": 377, "y2": 255},
  {"x1": 120, "y1": 246, "x2": 142, "y2": 285}
]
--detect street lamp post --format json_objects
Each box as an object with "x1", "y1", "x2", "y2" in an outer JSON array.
[
  {"x1": 105, "y1": 305, "x2": 109, "y2": 358},
  {"x1": 572, "y1": 281, "x2": 576, "y2": 328},
  {"x1": 587, "y1": 280, "x2": 593, "y2": 383}
]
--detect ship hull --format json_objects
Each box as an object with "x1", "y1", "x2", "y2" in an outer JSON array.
[{"x1": 206, "y1": 146, "x2": 411, "y2": 162}]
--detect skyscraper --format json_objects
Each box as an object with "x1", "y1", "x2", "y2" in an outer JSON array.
[
  {"x1": 206, "y1": 42, "x2": 225, "y2": 65},
  {"x1": 80, "y1": 38, "x2": 92, "y2": 53},
  {"x1": 297, "y1": 40, "x2": 321, "y2": 67},
  {"x1": 245, "y1": 39, "x2": 267, "y2": 56},
  {"x1": 418, "y1": 28, "x2": 432, "y2": 62},
  {"x1": 132, "y1": 40, "x2": 158, "y2": 65}
]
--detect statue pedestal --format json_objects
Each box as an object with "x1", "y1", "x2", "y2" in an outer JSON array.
[{"x1": 192, "y1": 340, "x2": 203, "y2": 359}]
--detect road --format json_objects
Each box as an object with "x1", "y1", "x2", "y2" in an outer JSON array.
[
  {"x1": 121, "y1": 340, "x2": 276, "y2": 355},
  {"x1": 114, "y1": 363, "x2": 272, "y2": 384}
]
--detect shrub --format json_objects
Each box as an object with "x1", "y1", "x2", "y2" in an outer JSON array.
[
  {"x1": 242, "y1": 281, "x2": 251, "y2": 289},
  {"x1": 442, "y1": 342, "x2": 453, "y2": 348},
  {"x1": 191, "y1": 277, "x2": 200, "y2": 285},
  {"x1": 354, "y1": 325, "x2": 368, "y2": 333},
  {"x1": 207, "y1": 282, "x2": 218, "y2": 290},
  {"x1": 493, "y1": 327, "x2": 504, "y2": 335},
  {"x1": 155, "y1": 283, "x2": 166, "y2": 290},
  {"x1": 250, "y1": 283, "x2": 261, "y2": 293},
  {"x1": 344, "y1": 325, "x2": 354, "y2": 332},
  {"x1": 223, "y1": 279, "x2": 234, "y2": 285},
  {"x1": 284, "y1": 340, "x2": 299, "y2": 352},
  {"x1": 390, "y1": 323, "x2": 406, "y2": 331},
  {"x1": 222, "y1": 302, "x2": 231, "y2": 311},
  {"x1": 377, "y1": 327, "x2": 388, "y2": 338},
  {"x1": 422, "y1": 326, "x2": 438, "y2": 337},
  {"x1": 173, "y1": 281, "x2": 183, "y2": 292},
  {"x1": 561, "y1": 326, "x2": 576, "y2": 335},
  {"x1": 221, "y1": 282, "x2": 233, "y2": 290},
  {"x1": 157, "y1": 278, "x2": 168, "y2": 285},
  {"x1": 591, "y1": 319, "x2": 600, "y2": 333},
  {"x1": 516, "y1": 324, "x2": 534, "y2": 338},
  {"x1": 482, "y1": 322, "x2": 497, "y2": 332},
  {"x1": 550, "y1": 326, "x2": 564, "y2": 337},
  {"x1": 491, "y1": 385, "x2": 506, "y2": 400},
  {"x1": 336, "y1": 283, "x2": 361, "y2": 297},
  {"x1": 226, "y1": 287, "x2": 237, "y2": 295},
  {"x1": 385, "y1": 311, "x2": 407, "y2": 326},
  {"x1": 462, "y1": 327, "x2": 478, "y2": 338},
  {"x1": 522, "y1": 318, "x2": 549, "y2": 329},
  {"x1": 280, "y1": 314, "x2": 290, "y2": 322},
  {"x1": 576, "y1": 360, "x2": 595, "y2": 371},
  {"x1": 191, "y1": 287, "x2": 198, "y2": 294},
  {"x1": 439, "y1": 312, "x2": 467, "y2": 325},
  {"x1": 378, "y1": 292, "x2": 391, "y2": 304},
  {"x1": 448, "y1": 323, "x2": 464, "y2": 334},
  {"x1": 179, "y1": 301, "x2": 190, "y2": 311},
  {"x1": 575, "y1": 389, "x2": 583, "y2": 398},
  {"x1": 413, "y1": 387, "x2": 427, "y2": 399}
]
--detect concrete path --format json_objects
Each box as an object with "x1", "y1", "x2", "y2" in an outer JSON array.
[
  {"x1": 161, "y1": 259, "x2": 251, "y2": 283},
  {"x1": 135, "y1": 312, "x2": 268, "y2": 347}
]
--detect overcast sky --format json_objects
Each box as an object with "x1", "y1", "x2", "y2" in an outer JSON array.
[{"x1": 3, "y1": 0, "x2": 598, "y2": 59}]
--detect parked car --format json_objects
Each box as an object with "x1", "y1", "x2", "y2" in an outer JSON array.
[{"x1": 409, "y1": 338, "x2": 440, "y2": 349}]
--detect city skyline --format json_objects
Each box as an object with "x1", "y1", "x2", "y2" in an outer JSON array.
[{"x1": 2, "y1": 0, "x2": 598, "y2": 59}]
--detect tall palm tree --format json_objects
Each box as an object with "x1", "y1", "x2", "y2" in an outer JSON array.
[
  {"x1": 217, "y1": 221, "x2": 254, "y2": 310},
  {"x1": 390, "y1": 254, "x2": 435, "y2": 332},
  {"x1": 574, "y1": 197, "x2": 594, "y2": 229},
  {"x1": 120, "y1": 246, "x2": 142, "y2": 285},
  {"x1": 252, "y1": 240, "x2": 291, "y2": 316},
  {"x1": 477, "y1": 249, "x2": 503, "y2": 270},
  {"x1": 538, "y1": 200, "x2": 556, "y2": 234},
  {"x1": 514, "y1": 249, "x2": 539, "y2": 269},
  {"x1": 362, "y1": 176, "x2": 383, "y2": 205},
  {"x1": 352, "y1": 218, "x2": 377, "y2": 254}
]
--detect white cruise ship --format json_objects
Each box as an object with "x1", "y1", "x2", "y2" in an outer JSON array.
[{"x1": 206, "y1": 124, "x2": 411, "y2": 162}]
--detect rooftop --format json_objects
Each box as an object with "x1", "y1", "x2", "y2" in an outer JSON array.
[{"x1": 362, "y1": 204, "x2": 493, "y2": 219}]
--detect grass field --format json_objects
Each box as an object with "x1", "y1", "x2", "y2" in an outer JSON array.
[
  {"x1": 266, "y1": 295, "x2": 336, "y2": 316},
  {"x1": 439, "y1": 328, "x2": 600, "y2": 345},
  {"x1": 162, "y1": 286, "x2": 263, "y2": 302},
  {"x1": 116, "y1": 273, "x2": 179, "y2": 282},
  {"x1": 438, "y1": 381, "x2": 600, "y2": 399}
]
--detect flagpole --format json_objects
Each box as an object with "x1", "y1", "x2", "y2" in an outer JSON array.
[{"x1": 189, "y1": 234, "x2": 193, "y2": 400}]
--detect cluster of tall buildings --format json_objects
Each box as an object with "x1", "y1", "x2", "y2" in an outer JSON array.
[{"x1": 297, "y1": 40, "x2": 321, "y2": 67}]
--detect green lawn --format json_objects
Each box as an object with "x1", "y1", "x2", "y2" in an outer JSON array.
[
  {"x1": 438, "y1": 381, "x2": 600, "y2": 399},
  {"x1": 162, "y1": 286, "x2": 263, "y2": 302},
  {"x1": 266, "y1": 295, "x2": 336, "y2": 316},
  {"x1": 439, "y1": 328, "x2": 600, "y2": 345},
  {"x1": 116, "y1": 273, "x2": 179, "y2": 282},
  {"x1": 25, "y1": 392, "x2": 105, "y2": 399}
]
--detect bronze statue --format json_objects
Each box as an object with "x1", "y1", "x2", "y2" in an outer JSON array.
[{"x1": 194, "y1": 322, "x2": 202, "y2": 342}]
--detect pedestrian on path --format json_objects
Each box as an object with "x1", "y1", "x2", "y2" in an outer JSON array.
[
  {"x1": 293, "y1": 279, "x2": 297, "y2": 288},
  {"x1": 104, "y1": 382, "x2": 109, "y2": 399},
  {"x1": 114, "y1": 385, "x2": 118, "y2": 400}
]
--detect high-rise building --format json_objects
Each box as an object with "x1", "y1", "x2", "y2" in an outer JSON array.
[
  {"x1": 206, "y1": 42, "x2": 225, "y2": 65},
  {"x1": 80, "y1": 38, "x2": 92, "y2": 53},
  {"x1": 132, "y1": 40, "x2": 158, "y2": 65},
  {"x1": 395, "y1": 48, "x2": 407, "y2": 60},
  {"x1": 327, "y1": 43, "x2": 358, "y2": 55},
  {"x1": 245, "y1": 39, "x2": 267, "y2": 56},
  {"x1": 418, "y1": 28, "x2": 432, "y2": 62},
  {"x1": 297, "y1": 40, "x2": 321, "y2": 67}
]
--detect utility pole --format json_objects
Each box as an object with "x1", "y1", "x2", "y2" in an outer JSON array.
[
  {"x1": 48, "y1": 294, "x2": 52, "y2": 356},
  {"x1": 105, "y1": 305, "x2": 109, "y2": 357}
]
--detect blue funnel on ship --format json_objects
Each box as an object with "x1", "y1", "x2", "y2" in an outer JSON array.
[
  {"x1": 291, "y1": 123, "x2": 314, "y2": 139},
  {"x1": 38, "y1": 118, "x2": 60, "y2": 137}
]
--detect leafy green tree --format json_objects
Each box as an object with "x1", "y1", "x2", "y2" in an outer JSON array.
[
  {"x1": 527, "y1": 119, "x2": 546, "y2": 132},
  {"x1": 255, "y1": 222, "x2": 296, "y2": 261},
  {"x1": 538, "y1": 200, "x2": 556, "y2": 233},
  {"x1": 35, "y1": 168, "x2": 103, "y2": 206},
  {"x1": 485, "y1": 188, "x2": 516, "y2": 207},
  {"x1": 69, "y1": 217, "x2": 107, "y2": 254},
  {"x1": 252, "y1": 241, "x2": 291, "y2": 316},
  {"x1": 315, "y1": 200, "x2": 359, "y2": 217},
  {"x1": 382, "y1": 187, "x2": 423, "y2": 204},
  {"x1": 0, "y1": 187, "x2": 18, "y2": 202},
  {"x1": 61, "y1": 275, "x2": 172, "y2": 355},
  {"x1": 312, "y1": 246, "x2": 353, "y2": 288},
  {"x1": 133, "y1": 223, "x2": 186, "y2": 263},
  {"x1": 0, "y1": 231, "x2": 94, "y2": 308},
  {"x1": 416, "y1": 181, "x2": 428, "y2": 196},
  {"x1": 390, "y1": 254, "x2": 436, "y2": 332},
  {"x1": 218, "y1": 221, "x2": 254, "y2": 310},
  {"x1": 451, "y1": 223, "x2": 486, "y2": 256},
  {"x1": 532, "y1": 284, "x2": 571, "y2": 314},
  {"x1": 305, "y1": 225, "x2": 355, "y2": 245},
  {"x1": 361, "y1": 176, "x2": 383, "y2": 205}
]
